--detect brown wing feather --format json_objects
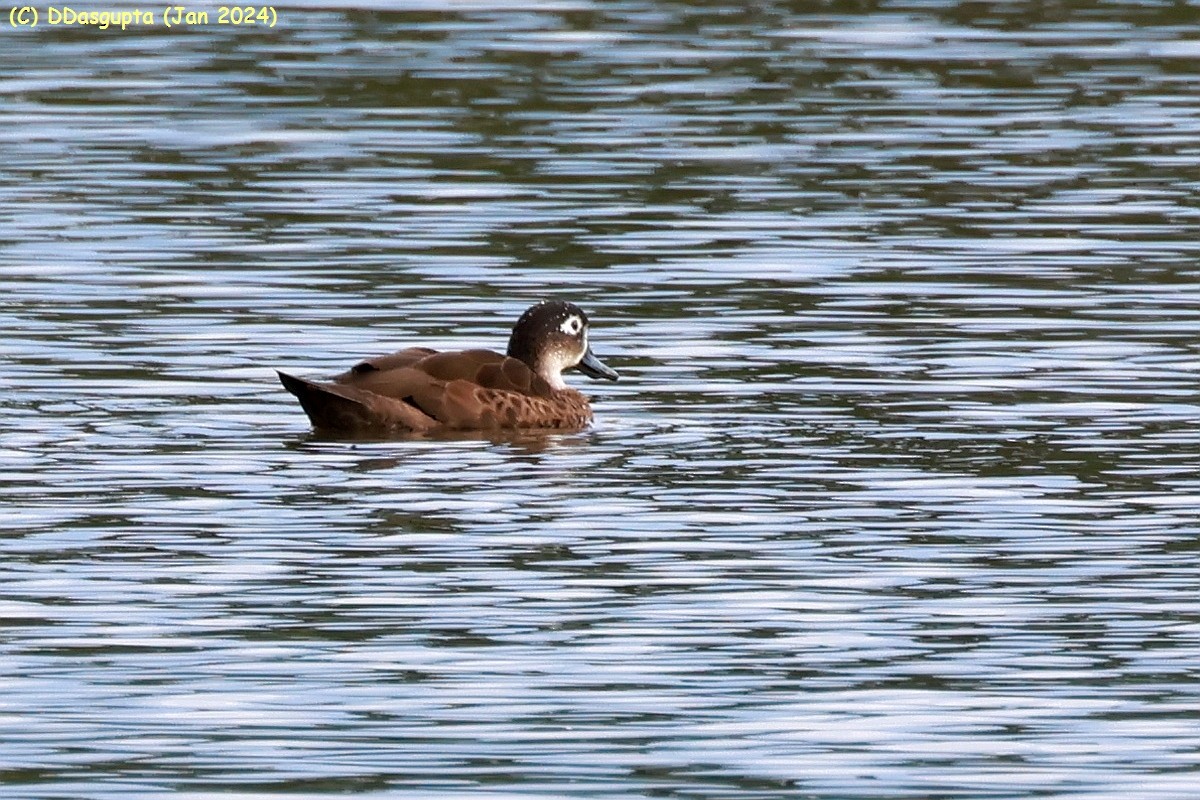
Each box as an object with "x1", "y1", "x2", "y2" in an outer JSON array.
[
  {"x1": 338, "y1": 347, "x2": 438, "y2": 380},
  {"x1": 416, "y1": 349, "x2": 505, "y2": 382},
  {"x1": 339, "y1": 349, "x2": 553, "y2": 398},
  {"x1": 336, "y1": 365, "x2": 437, "y2": 404}
]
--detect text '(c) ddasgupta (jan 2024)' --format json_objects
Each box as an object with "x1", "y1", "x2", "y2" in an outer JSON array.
[{"x1": 7, "y1": 5, "x2": 279, "y2": 30}]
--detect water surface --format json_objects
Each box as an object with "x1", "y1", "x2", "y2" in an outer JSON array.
[{"x1": 3, "y1": 2, "x2": 1200, "y2": 797}]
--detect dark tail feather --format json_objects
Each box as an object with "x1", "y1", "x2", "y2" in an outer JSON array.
[
  {"x1": 277, "y1": 371, "x2": 370, "y2": 432},
  {"x1": 276, "y1": 370, "x2": 435, "y2": 433}
]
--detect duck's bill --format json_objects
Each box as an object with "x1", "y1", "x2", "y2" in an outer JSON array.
[{"x1": 577, "y1": 348, "x2": 619, "y2": 381}]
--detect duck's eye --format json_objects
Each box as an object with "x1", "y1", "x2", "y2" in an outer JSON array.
[{"x1": 559, "y1": 315, "x2": 583, "y2": 336}]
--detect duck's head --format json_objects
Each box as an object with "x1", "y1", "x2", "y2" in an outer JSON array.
[{"x1": 507, "y1": 300, "x2": 619, "y2": 390}]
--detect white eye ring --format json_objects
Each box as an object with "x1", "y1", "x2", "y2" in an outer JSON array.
[{"x1": 560, "y1": 315, "x2": 583, "y2": 336}]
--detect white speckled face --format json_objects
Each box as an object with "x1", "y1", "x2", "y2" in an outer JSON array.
[
  {"x1": 559, "y1": 314, "x2": 584, "y2": 337},
  {"x1": 509, "y1": 301, "x2": 614, "y2": 389}
]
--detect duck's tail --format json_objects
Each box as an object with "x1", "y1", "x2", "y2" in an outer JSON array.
[{"x1": 276, "y1": 371, "x2": 436, "y2": 434}]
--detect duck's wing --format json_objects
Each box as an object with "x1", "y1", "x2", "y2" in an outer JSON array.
[
  {"x1": 367, "y1": 349, "x2": 565, "y2": 427},
  {"x1": 336, "y1": 347, "x2": 439, "y2": 381},
  {"x1": 339, "y1": 349, "x2": 551, "y2": 399},
  {"x1": 417, "y1": 350, "x2": 552, "y2": 396}
]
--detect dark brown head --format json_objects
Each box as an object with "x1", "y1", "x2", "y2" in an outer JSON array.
[{"x1": 506, "y1": 300, "x2": 618, "y2": 390}]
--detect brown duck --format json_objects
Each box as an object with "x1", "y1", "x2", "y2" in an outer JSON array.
[{"x1": 277, "y1": 300, "x2": 618, "y2": 434}]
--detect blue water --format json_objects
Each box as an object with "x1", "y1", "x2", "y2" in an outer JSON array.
[{"x1": 3, "y1": 2, "x2": 1200, "y2": 797}]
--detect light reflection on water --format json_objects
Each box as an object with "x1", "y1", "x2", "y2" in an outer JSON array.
[{"x1": 3, "y1": 1, "x2": 1200, "y2": 797}]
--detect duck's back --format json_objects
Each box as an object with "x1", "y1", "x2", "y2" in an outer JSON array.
[
  {"x1": 337, "y1": 348, "x2": 545, "y2": 395},
  {"x1": 325, "y1": 346, "x2": 590, "y2": 430}
]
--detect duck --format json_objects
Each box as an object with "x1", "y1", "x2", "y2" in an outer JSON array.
[{"x1": 277, "y1": 300, "x2": 619, "y2": 434}]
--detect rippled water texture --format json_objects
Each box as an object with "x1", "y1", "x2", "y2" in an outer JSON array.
[{"x1": 3, "y1": 2, "x2": 1200, "y2": 797}]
